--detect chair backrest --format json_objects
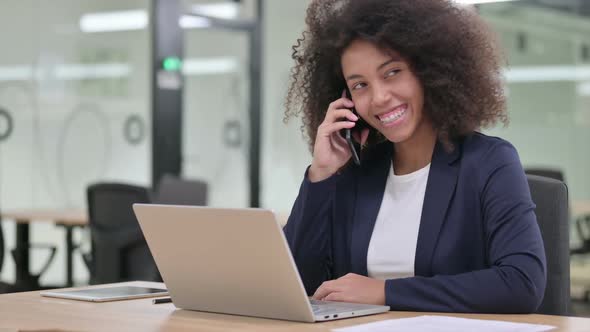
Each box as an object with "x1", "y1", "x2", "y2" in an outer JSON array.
[
  {"x1": 0, "y1": 216, "x2": 4, "y2": 274},
  {"x1": 0, "y1": 217, "x2": 10, "y2": 293},
  {"x1": 526, "y1": 174, "x2": 570, "y2": 315},
  {"x1": 86, "y1": 183, "x2": 160, "y2": 284},
  {"x1": 153, "y1": 174, "x2": 208, "y2": 206},
  {"x1": 525, "y1": 168, "x2": 565, "y2": 183}
]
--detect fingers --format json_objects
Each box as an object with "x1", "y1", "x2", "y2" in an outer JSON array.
[
  {"x1": 319, "y1": 121, "x2": 356, "y2": 138},
  {"x1": 324, "y1": 292, "x2": 348, "y2": 302},
  {"x1": 317, "y1": 96, "x2": 357, "y2": 139},
  {"x1": 312, "y1": 280, "x2": 340, "y2": 300},
  {"x1": 326, "y1": 107, "x2": 358, "y2": 123},
  {"x1": 312, "y1": 274, "x2": 356, "y2": 301}
]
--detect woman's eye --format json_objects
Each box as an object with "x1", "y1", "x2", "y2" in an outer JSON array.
[
  {"x1": 352, "y1": 82, "x2": 366, "y2": 90},
  {"x1": 386, "y1": 69, "x2": 401, "y2": 77}
]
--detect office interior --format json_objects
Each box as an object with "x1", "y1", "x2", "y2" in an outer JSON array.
[{"x1": 0, "y1": 0, "x2": 589, "y2": 317}]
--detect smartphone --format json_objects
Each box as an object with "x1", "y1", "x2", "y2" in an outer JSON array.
[{"x1": 342, "y1": 89, "x2": 368, "y2": 166}]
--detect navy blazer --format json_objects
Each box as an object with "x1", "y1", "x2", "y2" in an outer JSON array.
[{"x1": 284, "y1": 132, "x2": 546, "y2": 313}]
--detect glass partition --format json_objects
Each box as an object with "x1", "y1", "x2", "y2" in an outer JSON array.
[
  {"x1": 181, "y1": 1, "x2": 253, "y2": 208},
  {"x1": 0, "y1": 0, "x2": 151, "y2": 285},
  {"x1": 480, "y1": 2, "x2": 590, "y2": 221}
]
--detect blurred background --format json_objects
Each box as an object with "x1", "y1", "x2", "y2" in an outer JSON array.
[{"x1": 0, "y1": 0, "x2": 588, "y2": 316}]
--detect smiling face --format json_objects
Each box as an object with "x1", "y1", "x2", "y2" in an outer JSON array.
[{"x1": 341, "y1": 39, "x2": 431, "y2": 146}]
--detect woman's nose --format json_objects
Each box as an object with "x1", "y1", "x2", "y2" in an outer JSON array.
[{"x1": 370, "y1": 84, "x2": 392, "y2": 108}]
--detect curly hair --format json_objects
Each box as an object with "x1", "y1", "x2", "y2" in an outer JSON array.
[{"x1": 284, "y1": 0, "x2": 508, "y2": 151}]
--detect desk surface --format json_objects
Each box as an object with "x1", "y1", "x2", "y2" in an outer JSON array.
[
  {"x1": 1, "y1": 208, "x2": 88, "y2": 226},
  {"x1": 1, "y1": 201, "x2": 586, "y2": 226},
  {"x1": 0, "y1": 282, "x2": 589, "y2": 332}
]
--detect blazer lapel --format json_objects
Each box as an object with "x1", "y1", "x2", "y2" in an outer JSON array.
[
  {"x1": 414, "y1": 140, "x2": 460, "y2": 277},
  {"x1": 350, "y1": 144, "x2": 392, "y2": 275}
]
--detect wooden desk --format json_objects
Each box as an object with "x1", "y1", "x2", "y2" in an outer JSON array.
[
  {"x1": 1, "y1": 209, "x2": 88, "y2": 289},
  {"x1": 2, "y1": 209, "x2": 88, "y2": 226},
  {"x1": 0, "y1": 282, "x2": 589, "y2": 332}
]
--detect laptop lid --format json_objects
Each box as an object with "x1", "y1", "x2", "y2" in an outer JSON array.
[{"x1": 133, "y1": 204, "x2": 316, "y2": 322}]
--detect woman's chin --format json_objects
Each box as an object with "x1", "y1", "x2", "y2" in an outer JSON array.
[{"x1": 382, "y1": 130, "x2": 412, "y2": 144}]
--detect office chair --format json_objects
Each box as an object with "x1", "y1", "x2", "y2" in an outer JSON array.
[
  {"x1": 524, "y1": 167, "x2": 565, "y2": 183},
  {"x1": 0, "y1": 221, "x2": 11, "y2": 293},
  {"x1": 153, "y1": 174, "x2": 208, "y2": 206},
  {"x1": 85, "y1": 183, "x2": 160, "y2": 284},
  {"x1": 527, "y1": 174, "x2": 570, "y2": 315},
  {"x1": 523, "y1": 169, "x2": 590, "y2": 257}
]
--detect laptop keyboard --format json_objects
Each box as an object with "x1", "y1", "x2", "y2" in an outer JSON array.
[{"x1": 310, "y1": 299, "x2": 366, "y2": 315}]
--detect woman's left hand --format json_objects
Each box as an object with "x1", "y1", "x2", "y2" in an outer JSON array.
[{"x1": 311, "y1": 273, "x2": 386, "y2": 305}]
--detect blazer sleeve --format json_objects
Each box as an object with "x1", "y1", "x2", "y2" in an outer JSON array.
[
  {"x1": 283, "y1": 167, "x2": 339, "y2": 295},
  {"x1": 385, "y1": 142, "x2": 547, "y2": 313}
]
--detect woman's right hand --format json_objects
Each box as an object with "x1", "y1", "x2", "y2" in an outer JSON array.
[{"x1": 308, "y1": 94, "x2": 369, "y2": 182}]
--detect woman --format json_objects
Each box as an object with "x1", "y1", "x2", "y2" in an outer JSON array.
[{"x1": 283, "y1": 0, "x2": 546, "y2": 313}]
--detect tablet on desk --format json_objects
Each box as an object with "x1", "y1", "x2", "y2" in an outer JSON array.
[{"x1": 40, "y1": 286, "x2": 168, "y2": 302}]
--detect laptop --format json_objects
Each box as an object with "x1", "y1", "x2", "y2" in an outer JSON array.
[{"x1": 132, "y1": 204, "x2": 390, "y2": 322}]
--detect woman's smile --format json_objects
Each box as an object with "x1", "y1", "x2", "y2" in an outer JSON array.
[{"x1": 375, "y1": 103, "x2": 409, "y2": 128}]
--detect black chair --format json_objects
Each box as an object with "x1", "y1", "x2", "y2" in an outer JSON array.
[
  {"x1": 0, "y1": 220, "x2": 13, "y2": 293},
  {"x1": 153, "y1": 174, "x2": 208, "y2": 206},
  {"x1": 524, "y1": 169, "x2": 589, "y2": 257},
  {"x1": 525, "y1": 167, "x2": 565, "y2": 183},
  {"x1": 0, "y1": 219, "x2": 3, "y2": 273},
  {"x1": 527, "y1": 174, "x2": 570, "y2": 315},
  {"x1": 85, "y1": 183, "x2": 160, "y2": 284}
]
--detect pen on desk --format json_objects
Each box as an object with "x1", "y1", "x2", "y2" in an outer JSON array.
[{"x1": 153, "y1": 297, "x2": 173, "y2": 304}]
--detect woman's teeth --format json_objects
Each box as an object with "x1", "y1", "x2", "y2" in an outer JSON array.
[{"x1": 379, "y1": 106, "x2": 407, "y2": 124}]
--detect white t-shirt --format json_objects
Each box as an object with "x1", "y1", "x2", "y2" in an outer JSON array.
[{"x1": 366, "y1": 162, "x2": 431, "y2": 280}]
